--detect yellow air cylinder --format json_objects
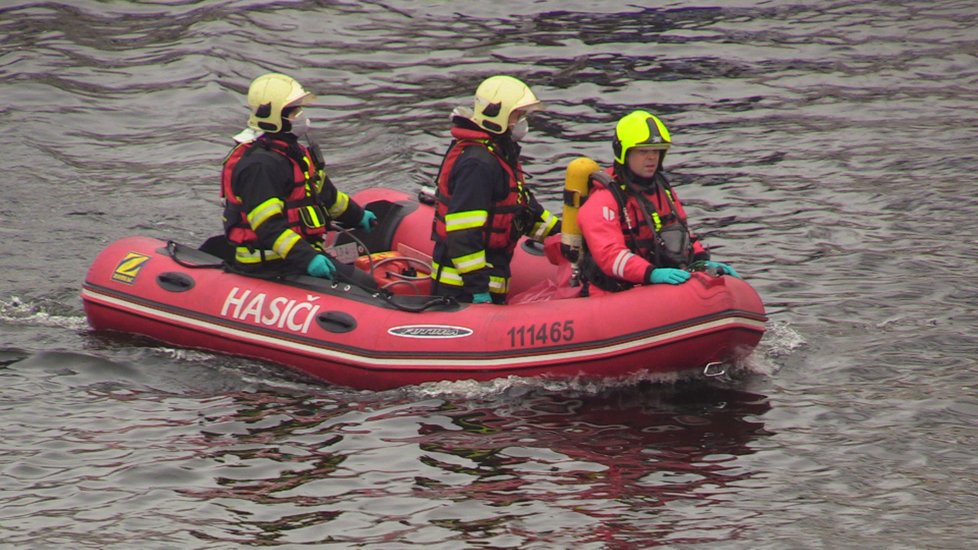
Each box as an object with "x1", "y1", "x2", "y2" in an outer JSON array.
[{"x1": 562, "y1": 156, "x2": 601, "y2": 262}]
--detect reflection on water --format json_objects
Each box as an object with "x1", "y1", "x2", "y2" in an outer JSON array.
[
  {"x1": 2, "y1": 0, "x2": 978, "y2": 547},
  {"x1": 414, "y1": 385, "x2": 771, "y2": 545},
  {"x1": 176, "y1": 384, "x2": 770, "y2": 546}
]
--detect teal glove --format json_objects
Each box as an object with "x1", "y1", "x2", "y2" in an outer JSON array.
[
  {"x1": 705, "y1": 261, "x2": 740, "y2": 279},
  {"x1": 306, "y1": 255, "x2": 336, "y2": 279},
  {"x1": 471, "y1": 291, "x2": 492, "y2": 304},
  {"x1": 649, "y1": 268, "x2": 691, "y2": 285},
  {"x1": 358, "y1": 210, "x2": 377, "y2": 232}
]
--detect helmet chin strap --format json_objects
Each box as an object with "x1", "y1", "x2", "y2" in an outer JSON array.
[
  {"x1": 492, "y1": 131, "x2": 521, "y2": 166},
  {"x1": 618, "y1": 164, "x2": 653, "y2": 189},
  {"x1": 618, "y1": 158, "x2": 665, "y2": 189}
]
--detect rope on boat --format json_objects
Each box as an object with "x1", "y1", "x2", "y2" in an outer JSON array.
[{"x1": 328, "y1": 228, "x2": 456, "y2": 313}]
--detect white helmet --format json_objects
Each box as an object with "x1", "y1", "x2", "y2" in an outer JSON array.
[
  {"x1": 246, "y1": 73, "x2": 315, "y2": 133},
  {"x1": 471, "y1": 75, "x2": 543, "y2": 134}
]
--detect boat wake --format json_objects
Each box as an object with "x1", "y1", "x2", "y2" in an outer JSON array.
[
  {"x1": 406, "y1": 324, "x2": 802, "y2": 400},
  {"x1": 0, "y1": 296, "x2": 89, "y2": 331},
  {"x1": 405, "y1": 368, "x2": 714, "y2": 400}
]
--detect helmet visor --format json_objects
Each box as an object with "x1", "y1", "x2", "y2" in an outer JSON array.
[
  {"x1": 515, "y1": 100, "x2": 544, "y2": 114},
  {"x1": 285, "y1": 89, "x2": 315, "y2": 109},
  {"x1": 629, "y1": 141, "x2": 670, "y2": 151}
]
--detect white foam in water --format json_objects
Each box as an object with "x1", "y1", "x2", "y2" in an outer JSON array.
[
  {"x1": 729, "y1": 319, "x2": 806, "y2": 377},
  {"x1": 405, "y1": 326, "x2": 801, "y2": 398},
  {"x1": 734, "y1": 351, "x2": 781, "y2": 377},
  {"x1": 761, "y1": 320, "x2": 806, "y2": 358},
  {"x1": 151, "y1": 346, "x2": 219, "y2": 363},
  {"x1": 405, "y1": 368, "x2": 699, "y2": 400},
  {"x1": 403, "y1": 328, "x2": 804, "y2": 398},
  {"x1": 0, "y1": 296, "x2": 89, "y2": 331}
]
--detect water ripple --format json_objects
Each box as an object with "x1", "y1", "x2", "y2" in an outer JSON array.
[{"x1": 2, "y1": 0, "x2": 977, "y2": 547}]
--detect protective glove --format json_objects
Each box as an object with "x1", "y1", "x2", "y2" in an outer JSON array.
[
  {"x1": 705, "y1": 261, "x2": 740, "y2": 279},
  {"x1": 649, "y1": 267, "x2": 691, "y2": 285},
  {"x1": 358, "y1": 210, "x2": 377, "y2": 232},
  {"x1": 306, "y1": 255, "x2": 336, "y2": 279},
  {"x1": 471, "y1": 291, "x2": 492, "y2": 304}
]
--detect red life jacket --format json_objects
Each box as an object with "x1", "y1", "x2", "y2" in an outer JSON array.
[
  {"x1": 431, "y1": 126, "x2": 529, "y2": 252},
  {"x1": 220, "y1": 136, "x2": 328, "y2": 247},
  {"x1": 593, "y1": 167, "x2": 699, "y2": 267}
]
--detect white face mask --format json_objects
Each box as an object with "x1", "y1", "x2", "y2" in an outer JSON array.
[
  {"x1": 289, "y1": 110, "x2": 311, "y2": 137},
  {"x1": 510, "y1": 116, "x2": 528, "y2": 141}
]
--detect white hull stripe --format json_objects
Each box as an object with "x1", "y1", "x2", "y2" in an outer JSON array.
[{"x1": 82, "y1": 287, "x2": 766, "y2": 371}]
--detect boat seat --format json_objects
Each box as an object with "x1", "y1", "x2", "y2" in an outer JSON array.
[
  {"x1": 332, "y1": 199, "x2": 412, "y2": 253},
  {"x1": 198, "y1": 235, "x2": 234, "y2": 262}
]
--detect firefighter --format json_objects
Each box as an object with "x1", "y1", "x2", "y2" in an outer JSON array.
[
  {"x1": 430, "y1": 75, "x2": 560, "y2": 304},
  {"x1": 577, "y1": 110, "x2": 739, "y2": 293},
  {"x1": 220, "y1": 73, "x2": 376, "y2": 279}
]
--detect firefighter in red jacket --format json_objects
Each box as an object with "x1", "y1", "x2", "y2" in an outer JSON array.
[
  {"x1": 577, "y1": 110, "x2": 740, "y2": 293},
  {"x1": 221, "y1": 73, "x2": 376, "y2": 279},
  {"x1": 431, "y1": 75, "x2": 560, "y2": 304}
]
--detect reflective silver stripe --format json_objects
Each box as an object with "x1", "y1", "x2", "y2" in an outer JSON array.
[
  {"x1": 272, "y1": 230, "x2": 302, "y2": 258},
  {"x1": 431, "y1": 262, "x2": 509, "y2": 293},
  {"x1": 430, "y1": 261, "x2": 464, "y2": 286},
  {"x1": 488, "y1": 275, "x2": 509, "y2": 294},
  {"x1": 612, "y1": 250, "x2": 635, "y2": 278},
  {"x1": 327, "y1": 191, "x2": 350, "y2": 218},
  {"x1": 529, "y1": 210, "x2": 558, "y2": 240},
  {"x1": 247, "y1": 198, "x2": 285, "y2": 230},
  {"x1": 446, "y1": 210, "x2": 488, "y2": 232},
  {"x1": 452, "y1": 249, "x2": 486, "y2": 273}
]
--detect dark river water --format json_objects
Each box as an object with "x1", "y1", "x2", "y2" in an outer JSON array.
[{"x1": 2, "y1": 1, "x2": 977, "y2": 547}]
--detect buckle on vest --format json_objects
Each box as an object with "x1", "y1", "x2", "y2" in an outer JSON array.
[{"x1": 299, "y1": 205, "x2": 329, "y2": 229}]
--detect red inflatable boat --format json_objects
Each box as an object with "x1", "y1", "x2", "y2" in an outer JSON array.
[{"x1": 81, "y1": 187, "x2": 767, "y2": 390}]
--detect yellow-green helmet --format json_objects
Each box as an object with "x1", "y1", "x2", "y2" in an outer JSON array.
[
  {"x1": 247, "y1": 73, "x2": 316, "y2": 133},
  {"x1": 471, "y1": 75, "x2": 543, "y2": 134},
  {"x1": 612, "y1": 110, "x2": 671, "y2": 165}
]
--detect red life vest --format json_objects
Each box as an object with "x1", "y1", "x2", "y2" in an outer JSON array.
[
  {"x1": 220, "y1": 136, "x2": 328, "y2": 247},
  {"x1": 431, "y1": 127, "x2": 529, "y2": 252},
  {"x1": 593, "y1": 167, "x2": 699, "y2": 267}
]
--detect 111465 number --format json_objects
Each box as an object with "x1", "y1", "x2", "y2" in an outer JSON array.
[{"x1": 507, "y1": 320, "x2": 575, "y2": 348}]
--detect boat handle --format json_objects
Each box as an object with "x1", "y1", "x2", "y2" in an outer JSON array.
[
  {"x1": 156, "y1": 272, "x2": 195, "y2": 292},
  {"x1": 316, "y1": 311, "x2": 357, "y2": 333},
  {"x1": 703, "y1": 362, "x2": 726, "y2": 377}
]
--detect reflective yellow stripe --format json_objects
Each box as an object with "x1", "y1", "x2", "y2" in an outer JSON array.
[
  {"x1": 302, "y1": 155, "x2": 314, "y2": 186},
  {"x1": 658, "y1": 191, "x2": 672, "y2": 232},
  {"x1": 314, "y1": 169, "x2": 327, "y2": 193},
  {"x1": 445, "y1": 210, "x2": 488, "y2": 232},
  {"x1": 302, "y1": 205, "x2": 325, "y2": 227},
  {"x1": 327, "y1": 191, "x2": 350, "y2": 218},
  {"x1": 488, "y1": 276, "x2": 509, "y2": 294},
  {"x1": 431, "y1": 261, "x2": 464, "y2": 286},
  {"x1": 529, "y1": 209, "x2": 558, "y2": 240},
  {"x1": 273, "y1": 230, "x2": 302, "y2": 258},
  {"x1": 431, "y1": 262, "x2": 510, "y2": 294},
  {"x1": 453, "y1": 249, "x2": 486, "y2": 273},
  {"x1": 248, "y1": 198, "x2": 285, "y2": 230},
  {"x1": 234, "y1": 247, "x2": 283, "y2": 264}
]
